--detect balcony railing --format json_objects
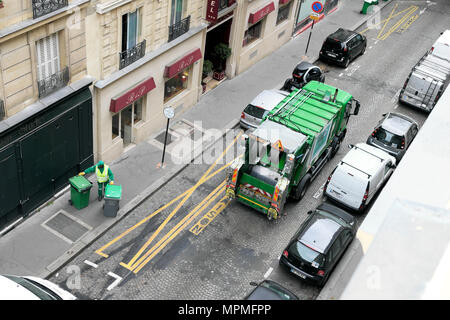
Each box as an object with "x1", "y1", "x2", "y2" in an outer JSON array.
[
  {"x1": 119, "y1": 40, "x2": 147, "y2": 70},
  {"x1": 168, "y1": 16, "x2": 191, "y2": 42},
  {"x1": 32, "y1": 0, "x2": 69, "y2": 19},
  {"x1": 0, "y1": 99, "x2": 5, "y2": 121},
  {"x1": 37, "y1": 66, "x2": 70, "y2": 98}
]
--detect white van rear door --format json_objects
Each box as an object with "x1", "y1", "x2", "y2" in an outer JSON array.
[{"x1": 327, "y1": 166, "x2": 367, "y2": 210}]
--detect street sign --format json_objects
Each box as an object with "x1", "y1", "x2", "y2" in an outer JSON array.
[
  {"x1": 163, "y1": 106, "x2": 175, "y2": 119},
  {"x1": 310, "y1": 12, "x2": 320, "y2": 20},
  {"x1": 311, "y1": 1, "x2": 324, "y2": 13}
]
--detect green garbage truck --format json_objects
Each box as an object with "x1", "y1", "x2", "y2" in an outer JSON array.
[{"x1": 225, "y1": 80, "x2": 360, "y2": 220}]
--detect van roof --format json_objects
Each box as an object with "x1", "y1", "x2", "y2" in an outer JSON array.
[
  {"x1": 0, "y1": 275, "x2": 39, "y2": 300},
  {"x1": 431, "y1": 30, "x2": 450, "y2": 61},
  {"x1": 250, "y1": 90, "x2": 289, "y2": 111},
  {"x1": 340, "y1": 143, "x2": 393, "y2": 177}
]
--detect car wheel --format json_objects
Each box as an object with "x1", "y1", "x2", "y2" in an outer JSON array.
[
  {"x1": 343, "y1": 58, "x2": 350, "y2": 68},
  {"x1": 292, "y1": 174, "x2": 311, "y2": 201}
]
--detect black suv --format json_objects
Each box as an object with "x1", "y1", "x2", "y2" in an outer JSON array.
[
  {"x1": 319, "y1": 28, "x2": 367, "y2": 68},
  {"x1": 279, "y1": 202, "x2": 356, "y2": 286}
]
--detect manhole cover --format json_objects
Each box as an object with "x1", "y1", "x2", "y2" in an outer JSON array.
[{"x1": 42, "y1": 210, "x2": 91, "y2": 243}]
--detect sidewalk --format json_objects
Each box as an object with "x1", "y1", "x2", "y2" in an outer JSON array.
[{"x1": 0, "y1": 0, "x2": 391, "y2": 280}]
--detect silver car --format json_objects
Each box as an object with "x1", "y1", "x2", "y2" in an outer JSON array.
[{"x1": 240, "y1": 90, "x2": 288, "y2": 130}]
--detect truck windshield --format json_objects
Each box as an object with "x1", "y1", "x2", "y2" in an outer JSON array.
[{"x1": 373, "y1": 128, "x2": 403, "y2": 148}]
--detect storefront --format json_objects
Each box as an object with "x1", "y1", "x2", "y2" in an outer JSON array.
[
  {"x1": 293, "y1": 0, "x2": 339, "y2": 35},
  {"x1": 93, "y1": 26, "x2": 205, "y2": 163}
]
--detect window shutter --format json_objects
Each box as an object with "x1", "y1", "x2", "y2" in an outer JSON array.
[{"x1": 36, "y1": 34, "x2": 60, "y2": 81}]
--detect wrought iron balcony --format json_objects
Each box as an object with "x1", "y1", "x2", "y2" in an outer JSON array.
[
  {"x1": 37, "y1": 66, "x2": 70, "y2": 98},
  {"x1": 0, "y1": 99, "x2": 5, "y2": 121},
  {"x1": 168, "y1": 16, "x2": 190, "y2": 42},
  {"x1": 119, "y1": 40, "x2": 146, "y2": 70},
  {"x1": 32, "y1": 0, "x2": 69, "y2": 19}
]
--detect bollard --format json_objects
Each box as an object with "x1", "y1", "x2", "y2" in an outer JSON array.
[{"x1": 360, "y1": 0, "x2": 379, "y2": 14}]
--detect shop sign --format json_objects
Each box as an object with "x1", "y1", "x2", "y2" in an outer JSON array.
[
  {"x1": 248, "y1": 2, "x2": 275, "y2": 24},
  {"x1": 109, "y1": 77, "x2": 156, "y2": 113},
  {"x1": 164, "y1": 48, "x2": 202, "y2": 79}
]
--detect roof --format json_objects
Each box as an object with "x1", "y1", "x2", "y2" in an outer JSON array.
[
  {"x1": 0, "y1": 276, "x2": 39, "y2": 300},
  {"x1": 327, "y1": 28, "x2": 356, "y2": 42},
  {"x1": 294, "y1": 61, "x2": 314, "y2": 71},
  {"x1": 340, "y1": 143, "x2": 394, "y2": 177},
  {"x1": 300, "y1": 214, "x2": 342, "y2": 253},
  {"x1": 250, "y1": 120, "x2": 308, "y2": 154},
  {"x1": 267, "y1": 81, "x2": 353, "y2": 140},
  {"x1": 380, "y1": 113, "x2": 415, "y2": 136},
  {"x1": 250, "y1": 90, "x2": 288, "y2": 111}
]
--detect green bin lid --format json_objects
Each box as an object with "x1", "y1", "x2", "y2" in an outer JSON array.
[
  {"x1": 105, "y1": 184, "x2": 122, "y2": 199},
  {"x1": 69, "y1": 175, "x2": 92, "y2": 192}
]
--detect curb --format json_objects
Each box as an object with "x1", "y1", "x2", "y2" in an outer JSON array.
[{"x1": 42, "y1": 119, "x2": 241, "y2": 279}]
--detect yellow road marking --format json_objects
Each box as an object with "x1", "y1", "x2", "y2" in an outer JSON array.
[
  {"x1": 399, "y1": 14, "x2": 418, "y2": 33},
  {"x1": 377, "y1": 3, "x2": 398, "y2": 39},
  {"x1": 379, "y1": 6, "x2": 417, "y2": 40},
  {"x1": 121, "y1": 132, "x2": 242, "y2": 269},
  {"x1": 130, "y1": 185, "x2": 228, "y2": 274},
  {"x1": 190, "y1": 196, "x2": 230, "y2": 236},
  {"x1": 360, "y1": 5, "x2": 417, "y2": 35},
  {"x1": 95, "y1": 135, "x2": 243, "y2": 259}
]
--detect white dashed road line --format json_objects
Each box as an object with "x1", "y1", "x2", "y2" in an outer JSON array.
[
  {"x1": 107, "y1": 272, "x2": 122, "y2": 291},
  {"x1": 264, "y1": 267, "x2": 274, "y2": 279},
  {"x1": 84, "y1": 260, "x2": 98, "y2": 268},
  {"x1": 313, "y1": 182, "x2": 326, "y2": 199}
]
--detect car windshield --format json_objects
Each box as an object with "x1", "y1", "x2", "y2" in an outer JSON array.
[
  {"x1": 244, "y1": 104, "x2": 267, "y2": 119},
  {"x1": 4, "y1": 275, "x2": 61, "y2": 300},
  {"x1": 323, "y1": 39, "x2": 343, "y2": 51},
  {"x1": 373, "y1": 128, "x2": 403, "y2": 148},
  {"x1": 259, "y1": 282, "x2": 296, "y2": 300}
]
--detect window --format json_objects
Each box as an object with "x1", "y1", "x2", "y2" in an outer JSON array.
[
  {"x1": 276, "y1": 2, "x2": 292, "y2": 25},
  {"x1": 122, "y1": 9, "x2": 141, "y2": 52},
  {"x1": 36, "y1": 33, "x2": 60, "y2": 81},
  {"x1": 243, "y1": 20, "x2": 262, "y2": 46},
  {"x1": 111, "y1": 97, "x2": 144, "y2": 145},
  {"x1": 170, "y1": 0, "x2": 186, "y2": 24},
  {"x1": 164, "y1": 68, "x2": 189, "y2": 102}
]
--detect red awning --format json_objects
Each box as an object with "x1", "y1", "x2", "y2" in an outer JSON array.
[
  {"x1": 248, "y1": 2, "x2": 275, "y2": 24},
  {"x1": 279, "y1": 0, "x2": 290, "y2": 5},
  {"x1": 164, "y1": 48, "x2": 203, "y2": 79},
  {"x1": 109, "y1": 77, "x2": 156, "y2": 113}
]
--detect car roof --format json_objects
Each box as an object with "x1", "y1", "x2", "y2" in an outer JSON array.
[
  {"x1": 299, "y1": 212, "x2": 343, "y2": 254},
  {"x1": 247, "y1": 280, "x2": 298, "y2": 300},
  {"x1": 249, "y1": 90, "x2": 288, "y2": 111},
  {"x1": 380, "y1": 113, "x2": 415, "y2": 136},
  {"x1": 0, "y1": 275, "x2": 40, "y2": 300},
  {"x1": 340, "y1": 143, "x2": 394, "y2": 177},
  {"x1": 327, "y1": 28, "x2": 356, "y2": 42},
  {"x1": 294, "y1": 61, "x2": 314, "y2": 71}
]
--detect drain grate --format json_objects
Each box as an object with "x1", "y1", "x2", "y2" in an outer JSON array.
[
  {"x1": 155, "y1": 130, "x2": 175, "y2": 145},
  {"x1": 42, "y1": 210, "x2": 91, "y2": 243}
]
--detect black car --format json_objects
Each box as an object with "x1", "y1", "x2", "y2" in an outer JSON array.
[
  {"x1": 319, "y1": 28, "x2": 367, "y2": 68},
  {"x1": 366, "y1": 112, "x2": 419, "y2": 163},
  {"x1": 279, "y1": 202, "x2": 356, "y2": 287},
  {"x1": 245, "y1": 280, "x2": 299, "y2": 300},
  {"x1": 282, "y1": 61, "x2": 325, "y2": 92}
]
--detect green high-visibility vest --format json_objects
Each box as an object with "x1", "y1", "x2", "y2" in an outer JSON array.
[{"x1": 96, "y1": 165, "x2": 110, "y2": 183}]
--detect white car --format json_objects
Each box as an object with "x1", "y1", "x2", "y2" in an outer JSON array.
[
  {"x1": 323, "y1": 143, "x2": 396, "y2": 212},
  {"x1": 240, "y1": 89, "x2": 288, "y2": 130},
  {"x1": 0, "y1": 275, "x2": 77, "y2": 300}
]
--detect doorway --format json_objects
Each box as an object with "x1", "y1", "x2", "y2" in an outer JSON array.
[{"x1": 112, "y1": 97, "x2": 143, "y2": 147}]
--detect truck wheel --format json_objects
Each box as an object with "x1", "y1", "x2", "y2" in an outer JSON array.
[
  {"x1": 330, "y1": 137, "x2": 341, "y2": 158},
  {"x1": 293, "y1": 174, "x2": 311, "y2": 201}
]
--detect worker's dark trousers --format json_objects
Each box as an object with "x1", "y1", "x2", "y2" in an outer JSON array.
[{"x1": 97, "y1": 180, "x2": 109, "y2": 198}]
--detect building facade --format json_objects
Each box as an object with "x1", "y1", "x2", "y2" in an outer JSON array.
[{"x1": 0, "y1": 0, "x2": 94, "y2": 230}]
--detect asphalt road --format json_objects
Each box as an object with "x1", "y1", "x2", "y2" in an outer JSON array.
[{"x1": 49, "y1": 0, "x2": 449, "y2": 300}]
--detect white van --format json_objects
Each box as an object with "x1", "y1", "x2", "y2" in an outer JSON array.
[
  {"x1": 240, "y1": 90, "x2": 288, "y2": 129},
  {"x1": 0, "y1": 274, "x2": 77, "y2": 300},
  {"x1": 323, "y1": 143, "x2": 396, "y2": 212}
]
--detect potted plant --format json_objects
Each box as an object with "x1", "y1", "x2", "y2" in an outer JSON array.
[
  {"x1": 212, "y1": 43, "x2": 231, "y2": 81},
  {"x1": 0, "y1": 1, "x2": 4, "y2": 9},
  {"x1": 202, "y1": 59, "x2": 213, "y2": 79}
]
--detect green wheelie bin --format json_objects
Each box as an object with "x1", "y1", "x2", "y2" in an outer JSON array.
[
  {"x1": 103, "y1": 184, "x2": 122, "y2": 217},
  {"x1": 68, "y1": 175, "x2": 93, "y2": 210}
]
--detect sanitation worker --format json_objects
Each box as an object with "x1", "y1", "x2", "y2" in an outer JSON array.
[{"x1": 79, "y1": 161, "x2": 114, "y2": 201}]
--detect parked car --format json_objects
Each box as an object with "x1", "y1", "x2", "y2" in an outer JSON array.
[
  {"x1": 366, "y1": 112, "x2": 419, "y2": 163},
  {"x1": 281, "y1": 61, "x2": 325, "y2": 92},
  {"x1": 399, "y1": 49, "x2": 450, "y2": 113},
  {"x1": 0, "y1": 274, "x2": 77, "y2": 300},
  {"x1": 279, "y1": 202, "x2": 356, "y2": 287},
  {"x1": 429, "y1": 29, "x2": 450, "y2": 61},
  {"x1": 245, "y1": 280, "x2": 299, "y2": 300},
  {"x1": 319, "y1": 28, "x2": 367, "y2": 68},
  {"x1": 323, "y1": 143, "x2": 396, "y2": 212},
  {"x1": 240, "y1": 90, "x2": 288, "y2": 130}
]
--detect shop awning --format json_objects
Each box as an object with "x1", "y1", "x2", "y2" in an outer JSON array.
[
  {"x1": 248, "y1": 2, "x2": 275, "y2": 24},
  {"x1": 109, "y1": 77, "x2": 156, "y2": 113},
  {"x1": 164, "y1": 48, "x2": 203, "y2": 79}
]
